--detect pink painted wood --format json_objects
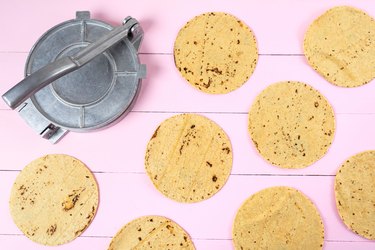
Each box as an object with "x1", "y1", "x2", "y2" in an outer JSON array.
[{"x1": 0, "y1": 0, "x2": 375, "y2": 249}]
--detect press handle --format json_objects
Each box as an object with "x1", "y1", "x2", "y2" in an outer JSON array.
[
  {"x1": 2, "y1": 16, "x2": 142, "y2": 110},
  {"x1": 3, "y1": 58, "x2": 77, "y2": 109}
]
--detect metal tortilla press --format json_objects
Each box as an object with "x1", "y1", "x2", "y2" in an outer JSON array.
[{"x1": 2, "y1": 11, "x2": 146, "y2": 143}]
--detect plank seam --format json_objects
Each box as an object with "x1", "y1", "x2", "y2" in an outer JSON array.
[
  {"x1": 0, "y1": 51, "x2": 305, "y2": 56},
  {"x1": 1, "y1": 108, "x2": 375, "y2": 114},
  {"x1": 0, "y1": 169, "x2": 335, "y2": 177},
  {"x1": 0, "y1": 234, "x2": 372, "y2": 243}
]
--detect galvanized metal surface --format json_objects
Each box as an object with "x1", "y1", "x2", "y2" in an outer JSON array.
[{"x1": 2, "y1": 11, "x2": 146, "y2": 143}]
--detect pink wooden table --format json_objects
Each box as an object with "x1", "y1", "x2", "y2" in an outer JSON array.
[{"x1": 1, "y1": 0, "x2": 375, "y2": 249}]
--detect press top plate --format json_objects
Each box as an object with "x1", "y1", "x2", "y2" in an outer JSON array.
[{"x1": 25, "y1": 12, "x2": 144, "y2": 132}]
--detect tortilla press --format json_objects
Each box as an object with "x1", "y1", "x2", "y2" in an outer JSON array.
[{"x1": 2, "y1": 11, "x2": 146, "y2": 143}]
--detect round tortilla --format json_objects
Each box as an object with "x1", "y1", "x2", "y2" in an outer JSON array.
[
  {"x1": 9, "y1": 154, "x2": 98, "y2": 245},
  {"x1": 335, "y1": 151, "x2": 375, "y2": 240},
  {"x1": 174, "y1": 12, "x2": 258, "y2": 94},
  {"x1": 145, "y1": 113, "x2": 232, "y2": 203},
  {"x1": 233, "y1": 186, "x2": 324, "y2": 249},
  {"x1": 248, "y1": 81, "x2": 335, "y2": 169},
  {"x1": 304, "y1": 6, "x2": 375, "y2": 87},
  {"x1": 108, "y1": 216, "x2": 195, "y2": 250}
]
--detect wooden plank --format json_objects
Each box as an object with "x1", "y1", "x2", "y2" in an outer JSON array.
[
  {"x1": 0, "y1": 1, "x2": 374, "y2": 54},
  {"x1": 0, "y1": 111, "x2": 374, "y2": 175},
  {"x1": 1, "y1": 171, "x2": 374, "y2": 244},
  {"x1": 1, "y1": 54, "x2": 375, "y2": 113},
  {"x1": 0, "y1": 235, "x2": 374, "y2": 250},
  {"x1": 0, "y1": 235, "x2": 109, "y2": 250}
]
